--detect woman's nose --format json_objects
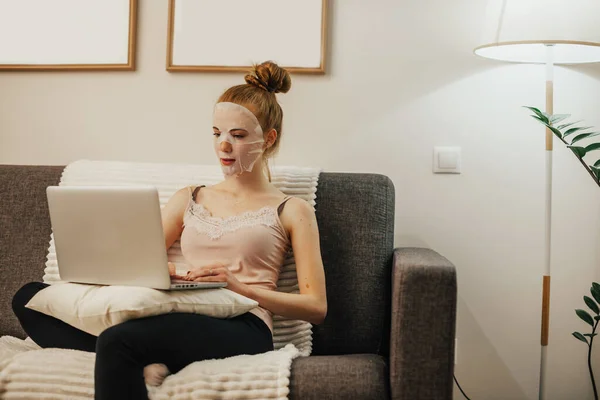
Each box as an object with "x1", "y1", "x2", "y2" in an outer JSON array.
[{"x1": 219, "y1": 140, "x2": 232, "y2": 152}]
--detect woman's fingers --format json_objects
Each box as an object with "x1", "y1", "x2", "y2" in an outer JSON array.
[
  {"x1": 186, "y1": 270, "x2": 203, "y2": 280},
  {"x1": 168, "y1": 262, "x2": 177, "y2": 276},
  {"x1": 193, "y1": 274, "x2": 226, "y2": 283},
  {"x1": 186, "y1": 267, "x2": 221, "y2": 280}
]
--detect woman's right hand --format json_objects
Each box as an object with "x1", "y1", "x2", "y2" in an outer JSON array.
[{"x1": 168, "y1": 262, "x2": 187, "y2": 280}]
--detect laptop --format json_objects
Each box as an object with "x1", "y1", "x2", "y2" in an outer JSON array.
[{"x1": 46, "y1": 185, "x2": 227, "y2": 291}]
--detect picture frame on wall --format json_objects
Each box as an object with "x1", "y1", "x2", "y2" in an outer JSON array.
[
  {"x1": 166, "y1": 0, "x2": 328, "y2": 74},
  {"x1": 0, "y1": 0, "x2": 138, "y2": 71}
]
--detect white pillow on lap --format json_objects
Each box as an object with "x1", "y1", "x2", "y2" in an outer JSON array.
[{"x1": 25, "y1": 283, "x2": 258, "y2": 336}]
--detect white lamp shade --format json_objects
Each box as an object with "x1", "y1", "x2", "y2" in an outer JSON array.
[{"x1": 474, "y1": 0, "x2": 600, "y2": 64}]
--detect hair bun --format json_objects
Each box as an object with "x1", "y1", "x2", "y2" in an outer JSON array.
[{"x1": 244, "y1": 61, "x2": 291, "y2": 94}]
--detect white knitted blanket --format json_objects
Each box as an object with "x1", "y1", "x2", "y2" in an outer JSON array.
[
  {"x1": 0, "y1": 160, "x2": 321, "y2": 399},
  {"x1": 0, "y1": 336, "x2": 301, "y2": 399}
]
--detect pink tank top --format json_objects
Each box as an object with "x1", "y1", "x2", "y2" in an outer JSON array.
[{"x1": 179, "y1": 186, "x2": 291, "y2": 334}]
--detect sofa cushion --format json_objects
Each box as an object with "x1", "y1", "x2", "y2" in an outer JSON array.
[
  {"x1": 289, "y1": 354, "x2": 389, "y2": 400},
  {"x1": 0, "y1": 165, "x2": 63, "y2": 338},
  {"x1": 313, "y1": 173, "x2": 394, "y2": 356},
  {"x1": 25, "y1": 283, "x2": 259, "y2": 336}
]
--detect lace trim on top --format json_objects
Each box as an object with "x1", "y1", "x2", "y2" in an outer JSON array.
[{"x1": 185, "y1": 202, "x2": 280, "y2": 240}]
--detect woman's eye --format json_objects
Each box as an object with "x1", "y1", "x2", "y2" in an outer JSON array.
[{"x1": 213, "y1": 132, "x2": 244, "y2": 139}]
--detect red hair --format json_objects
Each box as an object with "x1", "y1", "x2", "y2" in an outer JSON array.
[{"x1": 217, "y1": 61, "x2": 292, "y2": 181}]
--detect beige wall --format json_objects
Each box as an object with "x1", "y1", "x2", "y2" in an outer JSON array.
[{"x1": 2, "y1": 1, "x2": 600, "y2": 398}]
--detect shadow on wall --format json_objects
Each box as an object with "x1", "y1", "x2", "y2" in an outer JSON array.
[
  {"x1": 327, "y1": 59, "x2": 498, "y2": 149},
  {"x1": 289, "y1": 0, "x2": 499, "y2": 165},
  {"x1": 454, "y1": 296, "x2": 530, "y2": 400},
  {"x1": 394, "y1": 234, "x2": 431, "y2": 248},
  {"x1": 570, "y1": 64, "x2": 600, "y2": 81}
]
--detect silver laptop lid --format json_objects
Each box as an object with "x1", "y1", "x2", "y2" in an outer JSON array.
[{"x1": 47, "y1": 186, "x2": 171, "y2": 289}]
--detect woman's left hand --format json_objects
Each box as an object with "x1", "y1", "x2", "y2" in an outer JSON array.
[{"x1": 184, "y1": 262, "x2": 251, "y2": 297}]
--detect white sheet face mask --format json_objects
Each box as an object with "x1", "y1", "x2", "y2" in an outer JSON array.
[{"x1": 213, "y1": 102, "x2": 265, "y2": 177}]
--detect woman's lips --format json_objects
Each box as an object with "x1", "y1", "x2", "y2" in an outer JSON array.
[{"x1": 220, "y1": 158, "x2": 235, "y2": 166}]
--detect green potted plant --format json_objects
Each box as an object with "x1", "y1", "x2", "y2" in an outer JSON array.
[
  {"x1": 524, "y1": 107, "x2": 600, "y2": 186},
  {"x1": 571, "y1": 283, "x2": 600, "y2": 400},
  {"x1": 525, "y1": 107, "x2": 600, "y2": 399}
]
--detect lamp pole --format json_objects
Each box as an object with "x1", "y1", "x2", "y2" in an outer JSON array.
[{"x1": 540, "y1": 43, "x2": 554, "y2": 400}]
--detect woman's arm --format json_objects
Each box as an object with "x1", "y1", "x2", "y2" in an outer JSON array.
[
  {"x1": 244, "y1": 287, "x2": 326, "y2": 325},
  {"x1": 161, "y1": 187, "x2": 192, "y2": 278},
  {"x1": 244, "y1": 198, "x2": 328, "y2": 325},
  {"x1": 161, "y1": 187, "x2": 190, "y2": 250}
]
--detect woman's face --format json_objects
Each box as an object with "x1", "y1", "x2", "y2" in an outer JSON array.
[{"x1": 212, "y1": 102, "x2": 264, "y2": 177}]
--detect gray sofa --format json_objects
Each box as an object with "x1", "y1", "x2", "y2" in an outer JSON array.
[{"x1": 0, "y1": 165, "x2": 457, "y2": 400}]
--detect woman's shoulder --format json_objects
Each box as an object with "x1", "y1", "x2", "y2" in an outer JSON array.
[
  {"x1": 282, "y1": 196, "x2": 314, "y2": 214},
  {"x1": 278, "y1": 196, "x2": 315, "y2": 231},
  {"x1": 161, "y1": 186, "x2": 195, "y2": 227},
  {"x1": 169, "y1": 186, "x2": 194, "y2": 202},
  {"x1": 166, "y1": 185, "x2": 207, "y2": 210}
]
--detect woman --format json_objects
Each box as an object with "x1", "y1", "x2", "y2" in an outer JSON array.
[{"x1": 12, "y1": 60, "x2": 327, "y2": 399}]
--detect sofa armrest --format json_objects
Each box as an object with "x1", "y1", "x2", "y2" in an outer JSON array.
[{"x1": 390, "y1": 247, "x2": 457, "y2": 400}]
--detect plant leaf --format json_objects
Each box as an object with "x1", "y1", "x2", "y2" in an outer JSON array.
[
  {"x1": 524, "y1": 106, "x2": 549, "y2": 123},
  {"x1": 523, "y1": 106, "x2": 543, "y2": 115},
  {"x1": 565, "y1": 126, "x2": 594, "y2": 137},
  {"x1": 548, "y1": 126, "x2": 563, "y2": 139},
  {"x1": 593, "y1": 159, "x2": 600, "y2": 168},
  {"x1": 574, "y1": 331, "x2": 589, "y2": 344},
  {"x1": 571, "y1": 132, "x2": 600, "y2": 144},
  {"x1": 585, "y1": 143, "x2": 600, "y2": 153},
  {"x1": 558, "y1": 121, "x2": 582, "y2": 130},
  {"x1": 584, "y1": 333, "x2": 599, "y2": 337},
  {"x1": 577, "y1": 309, "x2": 595, "y2": 326},
  {"x1": 591, "y1": 285, "x2": 600, "y2": 304},
  {"x1": 531, "y1": 115, "x2": 551, "y2": 127},
  {"x1": 584, "y1": 296, "x2": 600, "y2": 314},
  {"x1": 595, "y1": 315, "x2": 600, "y2": 321},
  {"x1": 550, "y1": 114, "x2": 570, "y2": 124},
  {"x1": 569, "y1": 146, "x2": 587, "y2": 158}
]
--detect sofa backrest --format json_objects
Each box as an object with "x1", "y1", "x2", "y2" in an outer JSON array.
[
  {"x1": 0, "y1": 166, "x2": 395, "y2": 357},
  {"x1": 1, "y1": 165, "x2": 64, "y2": 338},
  {"x1": 313, "y1": 173, "x2": 394, "y2": 356}
]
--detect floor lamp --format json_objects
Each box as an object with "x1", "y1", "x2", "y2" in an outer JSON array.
[{"x1": 474, "y1": 0, "x2": 600, "y2": 399}]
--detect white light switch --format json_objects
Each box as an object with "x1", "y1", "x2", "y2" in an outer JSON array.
[{"x1": 433, "y1": 146, "x2": 461, "y2": 174}]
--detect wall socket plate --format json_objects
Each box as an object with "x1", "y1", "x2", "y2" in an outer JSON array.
[{"x1": 433, "y1": 146, "x2": 461, "y2": 174}]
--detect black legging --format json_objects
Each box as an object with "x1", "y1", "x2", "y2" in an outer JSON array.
[{"x1": 12, "y1": 282, "x2": 274, "y2": 400}]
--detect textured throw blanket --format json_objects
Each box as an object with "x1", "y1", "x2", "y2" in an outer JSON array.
[
  {"x1": 0, "y1": 336, "x2": 300, "y2": 400},
  {"x1": 0, "y1": 160, "x2": 321, "y2": 399}
]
